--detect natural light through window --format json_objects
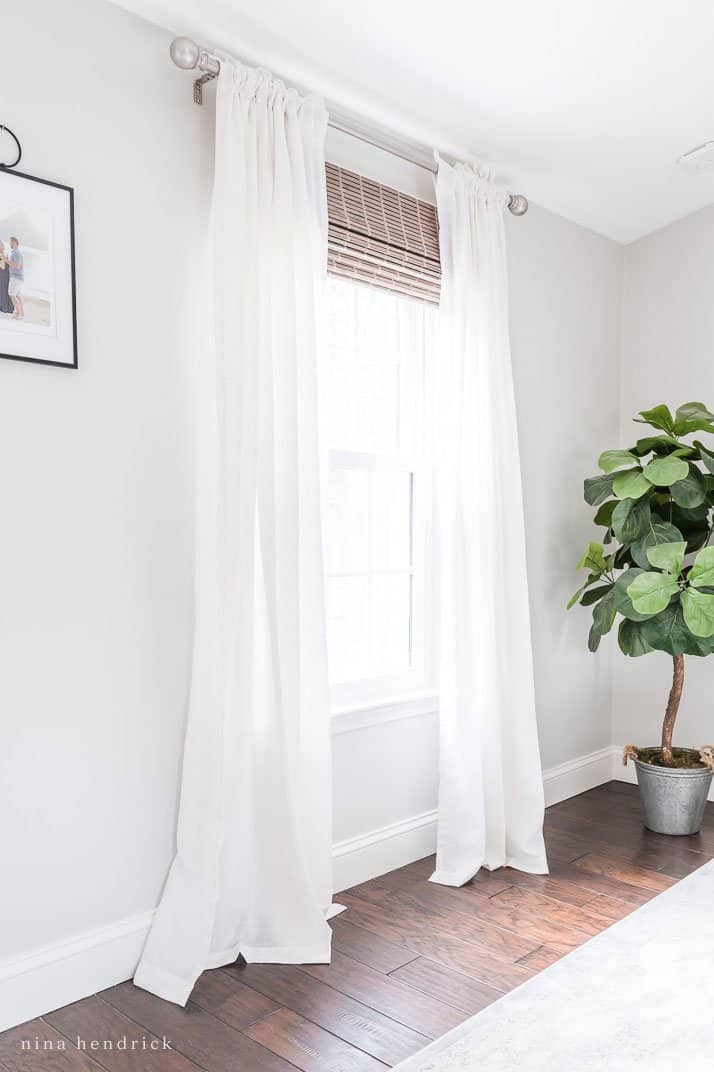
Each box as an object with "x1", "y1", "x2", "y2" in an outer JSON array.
[{"x1": 324, "y1": 277, "x2": 436, "y2": 709}]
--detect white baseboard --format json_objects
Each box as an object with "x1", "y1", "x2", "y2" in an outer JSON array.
[
  {"x1": 332, "y1": 745, "x2": 620, "y2": 893},
  {"x1": 332, "y1": 809, "x2": 438, "y2": 892},
  {"x1": 542, "y1": 745, "x2": 617, "y2": 807},
  {"x1": 0, "y1": 911, "x2": 154, "y2": 1034},
  {"x1": 0, "y1": 744, "x2": 625, "y2": 1033}
]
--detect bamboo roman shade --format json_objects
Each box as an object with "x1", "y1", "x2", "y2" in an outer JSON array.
[{"x1": 325, "y1": 162, "x2": 441, "y2": 304}]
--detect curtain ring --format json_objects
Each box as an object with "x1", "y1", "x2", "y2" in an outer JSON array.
[{"x1": 0, "y1": 126, "x2": 22, "y2": 169}]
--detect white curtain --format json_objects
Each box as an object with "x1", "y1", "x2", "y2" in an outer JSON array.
[
  {"x1": 430, "y1": 159, "x2": 548, "y2": 887},
  {"x1": 134, "y1": 61, "x2": 335, "y2": 1007}
]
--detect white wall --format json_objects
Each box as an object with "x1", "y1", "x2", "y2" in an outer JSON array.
[
  {"x1": 0, "y1": 0, "x2": 208, "y2": 966},
  {"x1": 614, "y1": 203, "x2": 714, "y2": 752},
  {"x1": 508, "y1": 207, "x2": 623, "y2": 770}
]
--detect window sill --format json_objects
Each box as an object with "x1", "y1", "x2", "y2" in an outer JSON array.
[{"x1": 331, "y1": 690, "x2": 439, "y2": 735}]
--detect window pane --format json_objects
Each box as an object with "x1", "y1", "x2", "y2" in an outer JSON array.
[
  {"x1": 327, "y1": 466, "x2": 369, "y2": 573},
  {"x1": 370, "y1": 469, "x2": 412, "y2": 571},
  {"x1": 370, "y1": 574, "x2": 412, "y2": 675},
  {"x1": 327, "y1": 576, "x2": 369, "y2": 684},
  {"x1": 326, "y1": 277, "x2": 427, "y2": 457},
  {"x1": 327, "y1": 356, "x2": 400, "y2": 455}
]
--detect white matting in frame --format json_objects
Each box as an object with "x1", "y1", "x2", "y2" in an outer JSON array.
[{"x1": 0, "y1": 168, "x2": 77, "y2": 368}]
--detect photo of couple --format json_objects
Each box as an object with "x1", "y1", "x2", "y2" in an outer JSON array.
[
  {"x1": 0, "y1": 168, "x2": 77, "y2": 367},
  {"x1": 0, "y1": 237, "x2": 26, "y2": 320},
  {"x1": 0, "y1": 208, "x2": 52, "y2": 329}
]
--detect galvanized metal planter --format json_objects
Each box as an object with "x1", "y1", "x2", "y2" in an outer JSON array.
[{"x1": 634, "y1": 749, "x2": 713, "y2": 835}]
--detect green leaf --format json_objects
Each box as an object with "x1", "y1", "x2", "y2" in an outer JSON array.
[
  {"x1": 594, "y1": 500, "x2": 618, "y2": 528},
  {"x1": 671, "y1": 501, "x2": 710, "y2": 527},
  {"x1": 612, "y1": 498, "x2": 652, "y2": 545},
  {"x1": 588, "y1": 589, "x2": 618, "y2": 652},
  {"x1": 689, "y1": 545, "x2": 714, "y2": 588},
  {"x1": 643, "y1": 456, "x2": 690, "y2": 487},
  {"x1": 693, "y1": 440, "x2": 714, "y2": 475},
  {"x1": 598, "y1": 449, "x2": 637, "y2": 474},
  {"x1": 566, "y1": 585, "x2": 587, "y2": 610},
  {"x1": 612, "y1": 468, "x2": 651, "y2": 500},
  {"x1": 646, "y1": 540, "x2": 686, "y2": 576},
  {"x1": 670, "y1": 464, "x2": 707, "y2": 509},
  {"x1": 634, "y1": 435, "x2": 685, "y2": 455},
  {"x1": 581, "y1": 583, "x2": 614, "y2": 607},
  {"x1": 673, "y1": 402, "x2": 714, "y2": 436},
  {"x1": 576, "y1": 541, "x2": 608, "y2": 575},
  {"x1": 639, "y1": 603, "x2": 697, "y2": 656},
  {"x1": 584, "y1": 473, "x2": 615, "y2": 507},
  {"x1": 681, "y1": 588, "x2": 714, "y2": 638},
  {"x1": 627, "y1": 571, "x2": 680, "y2": 616},
  {"x1": 634, "y1": 404, "x2": 676, "y2": 435},
  {"x1": 618, "y1": 618, "x2": 653, "y2": 657},
  {"x1": 611, "y1": 568, "x2": 650, "y2": 621},
  {"x1": 630, "y1": 520, "x2": 684, "y2": 571}
]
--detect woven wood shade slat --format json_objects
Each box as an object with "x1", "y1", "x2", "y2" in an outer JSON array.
[{"x1": 325, "y1": 162, "x2": 441, "y2": 304}]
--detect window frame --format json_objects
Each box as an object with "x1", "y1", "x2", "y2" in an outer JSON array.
[{"x1": 327, "y1": 445, "x2": 435, "y2": 714}]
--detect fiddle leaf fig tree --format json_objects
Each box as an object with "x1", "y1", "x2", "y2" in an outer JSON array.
[{"x1": 569, "y1": 402, "x2": 714, "y2": 769}]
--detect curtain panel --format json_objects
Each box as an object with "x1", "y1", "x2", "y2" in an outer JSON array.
[
  {"x1": 134, "y1": 61, "x2": 336, "y2": 1006},
  {"x1": 430, "y1": 159, "x2": 548, "y2": 886}
]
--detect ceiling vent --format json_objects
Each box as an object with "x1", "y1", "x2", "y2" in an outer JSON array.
[{"x1": 677, "y1": 142, "x2": 714, "y2": 174}]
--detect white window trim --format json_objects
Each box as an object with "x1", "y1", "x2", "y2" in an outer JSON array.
[{"x1": 331, "y1": 690, "x2": 439, "y2": 735}]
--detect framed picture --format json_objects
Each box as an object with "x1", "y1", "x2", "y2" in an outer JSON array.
[{"x1": 0, "y1": 168, "x2": 77, "y2": 368}]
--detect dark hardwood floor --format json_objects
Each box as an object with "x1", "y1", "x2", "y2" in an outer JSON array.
[{"x1": 4, "y1": 781, "x2": 713, "y2": 1071}]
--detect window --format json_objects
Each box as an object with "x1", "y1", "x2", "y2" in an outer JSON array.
[{"x1": 324, "y1": 276, "x2": 437, "y2": 710}]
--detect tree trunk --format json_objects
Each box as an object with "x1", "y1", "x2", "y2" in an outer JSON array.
[{"x1": 661, "y1": 654, "x2": 684, "y2": 765}]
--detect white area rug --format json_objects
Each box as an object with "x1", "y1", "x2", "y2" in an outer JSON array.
[{"x1": 393, "y1": 859, "x2": 714, "y2": 1071}]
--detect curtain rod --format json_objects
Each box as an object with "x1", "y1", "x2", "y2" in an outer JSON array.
[{"x1": 169, "y1": 37, "x2": 529, "y2": 217}]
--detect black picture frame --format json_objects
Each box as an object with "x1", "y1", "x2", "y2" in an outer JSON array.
[{"x1": 0, "y1": 168, "x2": 77, "y2": 369}]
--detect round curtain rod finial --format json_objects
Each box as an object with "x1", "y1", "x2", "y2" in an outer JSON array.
[
  {"x1": 507, "y1": 193, "x2": 529, "y2": 217},
  {"x1": 170, "y1": 37, "x2": 201, "y2": 70}
]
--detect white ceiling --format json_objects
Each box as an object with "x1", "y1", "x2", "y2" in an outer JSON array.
[{"x1": 116, "y1": 0, "x2": 714, "y2": 243}]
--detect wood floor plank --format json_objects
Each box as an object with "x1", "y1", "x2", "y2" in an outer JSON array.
[
  {"x1": 229, "y1": 963, "x2": 428, "y2": 1066},
  {"x1": 181, "y1": 970, "x2": 281, "y2": 1031},
  {"x1": 489, "y1": 885, "x2": 611, "y2": 935},
  {"x1": 573, "y1": 852, "x2": 675, "y2": 893},
  {"x1": 515, "y1": 945, "x2": 563, "y2": 971},
  {"x1": 245, "y1": 1009, "x2": 387, "y2": 1072},
  {"x1": 302, "y1": 950, "x2": 465, "y2": 1038},
  {"x1": 545, "y1": 810, "x2": 712, "y2": 874},
  {"x1": 45, "y1": 997, "x2": 206, "y2": 1072},
  {"x1": 329, "y1": 918, "x2": 418, "y2": 975},
  {"x1": 544, "y1": 861, "x2": 655, "y2": 907},
  {"x1": 493, "y1": 868, "x2": 604, "y2": 908},
  {"x1": 99, "y1": 983, "x2": 292, "y2": 1072},
  {"x1": 342, "y1": 884, "x2": 539, "y2": 962},
  {"x1": 338, "y1": 894, "x2": 536, "y2": 992},
  {"x1": 387, "y1": 958, "x2": 502, "y2": 1016},
  {"x1": 0, "y1": 1022, "x2": 105, "y2": 1072},
  {"x1": 346, "y1": 858, "x2": 513, "y2": 899},
  {"x1": 581, "y1": 894, "x2": 639, "y2": 922},
  {"x1": 357, "y1": 879, "x2": 595, "y2": 954}
]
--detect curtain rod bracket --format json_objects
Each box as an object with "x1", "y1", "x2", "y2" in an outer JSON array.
[{"x1": 193, "y1": 72, "x2": 217, "y2": 106}]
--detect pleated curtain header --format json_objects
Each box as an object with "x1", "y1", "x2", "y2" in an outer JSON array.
[{"x1": 325, "y1": 162, "x2": 441, "y2": 304}]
